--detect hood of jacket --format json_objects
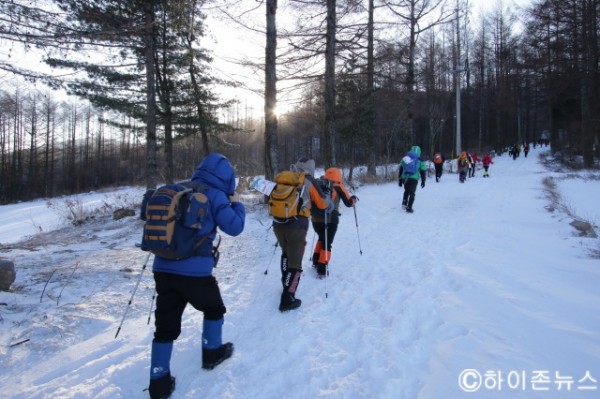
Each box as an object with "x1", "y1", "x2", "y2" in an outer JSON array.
[
  {"x1": 191, "y1": 153, "x2": 236, "y2": 195},
  {"x1": 324, "y1": 167, "x2": 343, "y2": 184},
  {"x1": 410, "y1": 146, "x2": 422, "y2": 157},
  {"x1": 292, "y1": 157, "x2": 316, "y2": 176}
]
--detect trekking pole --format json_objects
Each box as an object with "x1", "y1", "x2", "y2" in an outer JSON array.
[
  {"x1": 147, "y1": 289, "x2": 156, "y2": 325},
  {"x1": 324, "y1": 210, "x2": 329, "y2": 299},
  {"x1": 115, "y1": 252, "x2": 152, "y2": 338},
  {"x1": 353, "y1": 206, "x2": 363, "y2": 255},
  {"x1": 264, "y1": 241, "x2": 279, "y2": 275},
  {"x1": 307, "y1": 231, "x2": 316, "y2": 263}
]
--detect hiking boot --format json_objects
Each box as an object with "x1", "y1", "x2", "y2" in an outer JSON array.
[
  {"x1": 202, "y1": 342, "x2": 234, "y2": 370},
  {"x1": 279, "y1": 292, "x2": 302, "y2": 312},
  {"x1": 149, "y1": 373, "x2": 176, "y2": 399},
  {"x1": 406, "y1": 207, "x2": 414, "y2": 213},
  {"x1": 316, "y1": 264, "x2": 328, "y2": 277}
]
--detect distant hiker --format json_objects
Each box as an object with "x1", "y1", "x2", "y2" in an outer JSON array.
[
  {"x1": 398, "y1": 145, "x2": 426, "y2": 213},
  {"x1": 523, "y1": 143, "x2": 530, "y2": 157},
  {"x1": 469, "y1": 152, "x2": 479, "y2": 178},
  {"x1": 147, "y1": 153, "x2": 245, "y2": 399},
  {"x1": 310, "y1": 167, "x2": 358, "y2": 278},
  {"x1": 433, "y1": 152, "x2": 445, "y2": 182},
  {"x1": 482, "y1": 152, "x2": 494, "y2": 177},
  {"x1": 271, "y1": 157, "x2": 333, "y2": 312},
  {"x1": 457, "y1": 151, "x2": 470, "y2": 183}
]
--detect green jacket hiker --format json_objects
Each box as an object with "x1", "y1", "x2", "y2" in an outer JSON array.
[{"x1": 398, "y1": 145, "x2": 426, "y2": 213}]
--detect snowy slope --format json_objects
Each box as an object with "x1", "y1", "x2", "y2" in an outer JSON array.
[{"x1": 0, "y1": 146, "x2": 599, "y2": 399}]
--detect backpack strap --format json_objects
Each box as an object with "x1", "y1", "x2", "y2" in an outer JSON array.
[{"x1": 180, "y1": 180, "x2": 219, "y2": 258}]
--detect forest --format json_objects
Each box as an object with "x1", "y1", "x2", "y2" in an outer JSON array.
[{"x1": 0, "y1": 0, "x2": 598, "y2": 204}]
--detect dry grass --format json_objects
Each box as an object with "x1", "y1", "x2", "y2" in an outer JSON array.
[{"x1": 542, "y1": 175, "x2": 599, "y2": 257}]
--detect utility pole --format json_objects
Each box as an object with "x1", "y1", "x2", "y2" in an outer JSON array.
[{"x1": 454, "y1": 0, "x2": 462, "y2": 156}]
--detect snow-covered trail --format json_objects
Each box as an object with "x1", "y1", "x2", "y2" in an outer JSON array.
[{"x1": 2, "y1": 147, "x2": 599, "y2": 399}]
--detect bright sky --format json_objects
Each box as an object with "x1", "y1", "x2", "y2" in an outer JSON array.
[
  {"x1": 0, "y1": 0, "x2": 536, "y2": 118},
  {"x1": 206, "y1": 0, "x2": 536, "y2": 119}
]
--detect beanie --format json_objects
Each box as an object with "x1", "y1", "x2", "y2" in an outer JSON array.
[{"x1": 293, "y1": 157, "x2": 315, "y2": 176}]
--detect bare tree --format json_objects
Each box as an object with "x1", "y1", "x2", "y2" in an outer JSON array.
[
  {"x1": 323, "y1": 0, "x2": 337, "y2": 168},
  {"x1": 384, "y1": 0, "x2": 452, "y2": 145},
  {"x1": 265, "y1": 0, "x2": 279, "y2": 179}
]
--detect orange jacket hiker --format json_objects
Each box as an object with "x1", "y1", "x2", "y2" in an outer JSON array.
[{"x1": 310, "y1": 167, "x2": 357, "y2": 277}]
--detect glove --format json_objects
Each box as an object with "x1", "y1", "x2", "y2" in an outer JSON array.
[
  {"x1": 398, "y1": 179, "x2": 403, "y2": 187},
  {"x1": 351, "y1": 196, "x2": 358, "y2": 206},
  {"x1": 421, "y1": 181, "x2": 425, "y2": 188},
  {"x1": 320, "y1": 178, "x2": 332, "y2": 194},
  {"x1": 229, "y1": 192, "x2": 240, "y2": 203}
]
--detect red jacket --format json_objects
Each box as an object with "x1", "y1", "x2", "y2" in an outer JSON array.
[{"x1": 482, "y1": 154, "x2": 493, "y2": 167}]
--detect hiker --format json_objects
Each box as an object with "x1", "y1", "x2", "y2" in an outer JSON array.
[
  {"x1": 310, "y1": 167, "x2": 358, "y2": 278},
  {"x1": 433, "y1": 152, "x2": 445, "y2": 182},
  {"x1": 523, "y1": 143, "x2": 530, "y2": 157},
  {"x1": 272, "y1": 157, "x2": 333, "y2": 311},
  {"x1": 482, "y1": 152, "x2": 494, "y2": 177},
  {"x1": 469, "y1": 152, "x2": 479, "y2": 178},
  {"x1": 457, "y1": 151, "x2": 470, "y2": 183},
  {"x1": 398, "y1": 145, "x2": 426, "y2": 213},
  {"x1": 148, "y1": 153, "x2": 245, "y2": 399}
]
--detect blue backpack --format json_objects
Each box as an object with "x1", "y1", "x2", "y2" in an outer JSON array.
[
  {"x1": 140, "y1": 182, "x2": 213, "y2": 260},
  {"x1": 402, "y1": 151, "x2": 420, "y2": 176}
]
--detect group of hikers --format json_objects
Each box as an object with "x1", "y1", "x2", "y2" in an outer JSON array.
[
  {"x1": 144, "y1": 144, "x2": 509, "y2": 398},
  {"x1": 506, "y1": 143, "x2": 530, "y2": 159},
  {"x1": 270, "y1": 157, "x2": 358, "y2": 312},
  {"x1": 142, "y1": 146, "x2": 510, "y2": 397},
  {"x1": 143, "y1": 153, "x2": 357, "y2": 399},
  {"x1": 455, "y1": 151, "x2": 495, "y2": 182},
  {"x1": 397, "y1": 146, "x2": 496, "y2": 216}
]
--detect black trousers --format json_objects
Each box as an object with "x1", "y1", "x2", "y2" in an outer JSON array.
[
  {"x1": 153, "y1": 272, "x2": 226, "y2": 342},
  {"x1": 312, "y1": 221, "x2": 339, "y2": 252},
  {"x1": 402, "y1": 178, "x2": 418, "y2": 209}
]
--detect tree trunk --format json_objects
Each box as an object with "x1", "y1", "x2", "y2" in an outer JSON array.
[
  {"x1": 143, "y1": 1, "x2": 159, "y2": 189},
  {"x1": 581, "y1": 0, "x2": 598, "y2": 167},
  {"x1": 406, "y1": 0, "x2": 416, "y2": 145},
  {"x1": 324, "y1": 0, "x2": 336, "y2": 168},
  {"x1": 366, "y1": 0, "x2": 376, "y2": 176},
  {"x1": 264, "y1": 0, "x2": 278, "y2": 180}
]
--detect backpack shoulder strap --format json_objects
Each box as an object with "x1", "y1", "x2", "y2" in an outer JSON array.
[{"x1": 179, "y1": 180, "x2": 208, "y2": 193}]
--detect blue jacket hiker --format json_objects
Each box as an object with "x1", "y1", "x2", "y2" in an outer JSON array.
[
  {"x1": 148, "y1": 153, "x2": 245, "y2": 399},
  {"x1": 398, "y1": 145, "x2": 426, "y2": 213}
]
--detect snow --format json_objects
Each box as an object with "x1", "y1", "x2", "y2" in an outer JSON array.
[{"x1": 0, "y1": 146, "x2": 599, "y2": 399}]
